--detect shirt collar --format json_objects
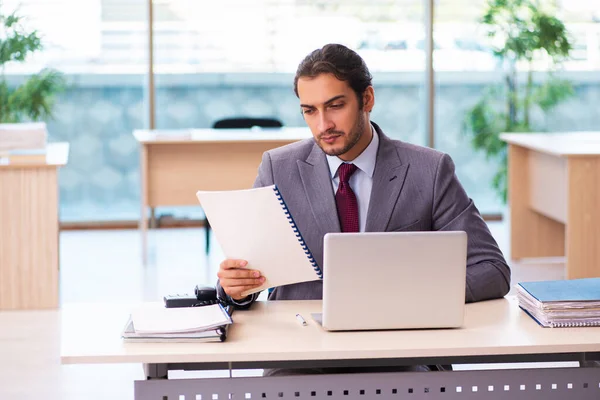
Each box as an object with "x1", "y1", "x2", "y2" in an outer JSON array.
[{"x1": 326, "y1": 123, "x2": 379, "y2": 179}]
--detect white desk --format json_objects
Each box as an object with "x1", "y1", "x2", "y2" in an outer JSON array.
[
  {"x1": 61, "y1": 298, "x2": 600, "y2": 400},
  {"x1": 500, "y1": 132, "x2": 600, "y2": 279},
  {"x1": 132, "y1": 128, "x2": 312, "y2": 262}
]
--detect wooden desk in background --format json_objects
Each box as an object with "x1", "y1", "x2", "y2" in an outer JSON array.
[
  {"x1": 133, "y1": 128, "x2": 312, "y2": 262},
  {"x1": 0, "y1": 142, "x2": 69, "y2": 310},
  {"x1": 501, "y1": 132, "x2": 600, "y2": 279}
]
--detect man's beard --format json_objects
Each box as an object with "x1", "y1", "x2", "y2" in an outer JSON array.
[{"x1": 317, "y1": 114, "x2": 365, "y2": 157}]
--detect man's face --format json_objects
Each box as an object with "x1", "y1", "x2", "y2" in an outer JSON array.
[{"x1": 297, "y1": 73, "x2": 372, "y2": 160}]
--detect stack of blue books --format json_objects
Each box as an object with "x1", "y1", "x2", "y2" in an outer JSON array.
[{"x1": 517, "y1": 278, "x2": 600, "y2": 328}]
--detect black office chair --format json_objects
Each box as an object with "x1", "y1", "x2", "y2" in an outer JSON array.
[
  {"x1": 203, "y1": 117, "x2": 285, "y2": 253},
  {"x1": 212, "y1": 117, "x2": 283, "y2": 129}
]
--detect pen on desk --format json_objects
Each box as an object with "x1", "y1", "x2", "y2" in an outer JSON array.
[{"x1": 296, "y1": 313, "x2": 307, "y2": 326}]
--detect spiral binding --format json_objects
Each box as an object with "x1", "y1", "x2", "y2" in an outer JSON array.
[
  {"x1": 550, "y1": 321, "x2": 600, "y2": 328},
  {"x1": 273, "y1": 185, "x2": 323, "y2": 279}
]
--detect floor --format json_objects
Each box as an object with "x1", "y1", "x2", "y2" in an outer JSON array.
[{"x1": 0, "y1": 222, "x2": 570, "y2": 400}]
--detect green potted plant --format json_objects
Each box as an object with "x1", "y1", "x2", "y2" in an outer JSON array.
[
  {"x1": 463, "y1": 0, "x2": 573, "y2": 203},
  {"x1": 0, "y1": 7, "x2": 66, "y2": 125}
]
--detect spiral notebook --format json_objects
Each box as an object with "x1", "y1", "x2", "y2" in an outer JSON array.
[
  {"x1": 196, "y1": 185, "x2": 322, "y2": 297},
  {"x1": 517, "y1": 278, "x2": 600, "y2": 328}
]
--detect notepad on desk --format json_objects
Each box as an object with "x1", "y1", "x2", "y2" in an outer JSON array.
[
  {"x1": 196, "y1": 185, "x2": 322, "y2": 297},
  {"x1": 517, "y1": 278, "x2": 600, "y2": 328},
  {"x1": 122, "y1": 303, "x2": 233, "y2": 342}
]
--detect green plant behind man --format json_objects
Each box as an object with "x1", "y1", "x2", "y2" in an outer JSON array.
[{"x1": 464, "y1": 0, "x2": 574, "y2": 203}]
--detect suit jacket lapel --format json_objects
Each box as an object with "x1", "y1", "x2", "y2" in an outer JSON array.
[
  {"x1": 297, "y1": 142, "x2": 341, "y2": 234},
  {"x1": 366, "y1": 126, "x2": 409, "y2": 232}
]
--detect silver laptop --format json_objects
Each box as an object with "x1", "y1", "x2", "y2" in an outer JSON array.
[{"x1": 315, "y1": 231, "x2": 467, "y2": 331}]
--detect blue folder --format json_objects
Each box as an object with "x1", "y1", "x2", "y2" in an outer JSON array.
[{"x1": 518, "y1": 278, "x2": 600, "y2": 302}]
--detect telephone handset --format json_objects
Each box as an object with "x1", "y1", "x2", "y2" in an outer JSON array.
[{"x1": 163, "y1": 285, "x2": 219, "y2": 308}]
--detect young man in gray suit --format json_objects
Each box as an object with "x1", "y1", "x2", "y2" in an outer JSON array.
[{"x1": 217, "y1": 43, "x2": 510, "y2": 308}]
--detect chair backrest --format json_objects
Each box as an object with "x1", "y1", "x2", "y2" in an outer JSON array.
[{"x1": 212, "y1": 117, "x2": 283, "y2": 129}]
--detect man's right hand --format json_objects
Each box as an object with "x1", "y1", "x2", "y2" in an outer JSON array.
[{"x1": 218, "y1": 259, "x2": 265, "y2": 301}]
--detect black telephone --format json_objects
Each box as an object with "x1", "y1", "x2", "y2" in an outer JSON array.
[{"x1": 163, "y1": 285, "x2": 219, "y2": 308}]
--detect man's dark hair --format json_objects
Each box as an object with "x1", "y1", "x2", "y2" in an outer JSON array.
[{"x1": 294, "y1": 43, "x2": 373, "y2": 108}]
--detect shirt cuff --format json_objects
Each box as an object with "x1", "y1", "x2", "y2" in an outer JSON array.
[{"x1": 229, "y1": 295, "x2": 253, "y2": 306}]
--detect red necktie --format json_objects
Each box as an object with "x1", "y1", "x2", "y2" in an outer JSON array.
[{"x1": 335, "y1": 163, "x2": 359, "y2": 233}]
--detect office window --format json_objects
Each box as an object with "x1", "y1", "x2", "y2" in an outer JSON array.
[
  {"x1": 152, "y1": 0, "x2": 426, "y2": 143},
  {"x1": 433, "y1": 0, "x2": 600, "y2": 214},
  {"x1": 152, "y1": 0, "x2": 427, "y2": 220},
  {"x1": 558, "y1": 0, "x2": 600, "y2": 72},
  {"x1": 432, "y1": 0, "x2": 503, "y2": 214},
  {"x1": 1, "y1": 0, "x2": 148, "y2": 221},
  {"x1": 548, "y1": 1, "x2": 600, "y2": 132},
  {"x1": 19, "y1": 1, "x2": 596, "y2": 221}
]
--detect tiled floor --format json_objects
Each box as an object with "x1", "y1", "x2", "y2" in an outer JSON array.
[{"x1": 0, "y1": 222, "x2": 569, "y2": 400}]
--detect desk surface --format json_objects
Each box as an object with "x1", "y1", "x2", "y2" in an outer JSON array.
[
  {"x1": 500, "y1": 131, "x2": 600, "y2": 156},
  {"x1": 0, "y1": 142, "x2": 69, "y2": 168},
  {"x1": 60, "y1": 297, "x2": 600, "y2": 365},
  {"x1": 133, "y1": 127, "x2": 312, "y2": 144}
]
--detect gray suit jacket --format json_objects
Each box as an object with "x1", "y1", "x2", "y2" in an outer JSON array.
[{"x1": 217, "y1": 122, "x2": 510, "y2": 305}]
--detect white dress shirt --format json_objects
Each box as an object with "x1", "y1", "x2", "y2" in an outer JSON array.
[{"x1": 326, "y1": 124, "x2": 379, "y2": 232}]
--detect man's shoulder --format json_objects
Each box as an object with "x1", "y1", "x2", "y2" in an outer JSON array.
[
  {"x1": 387, "y1": 137, "x2": 447, "y2": 166},
  {"x1": 266, "y1": 138, "x2": 316, "y2": 161}
]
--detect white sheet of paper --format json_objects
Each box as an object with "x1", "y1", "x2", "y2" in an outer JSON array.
[{"x1": 131, "y1": 304, "x2": 231, "y2": 334}]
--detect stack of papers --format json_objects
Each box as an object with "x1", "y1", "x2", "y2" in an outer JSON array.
[
  {"x1": 517, "y1": 278, "x2": 600, "y2": 328},
  {"x1": 122, "y1": 303, "x2": 233, "y2": 342},
  {"x1": 0, "y1": 122, "x2": 47, "y2": 151}
]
